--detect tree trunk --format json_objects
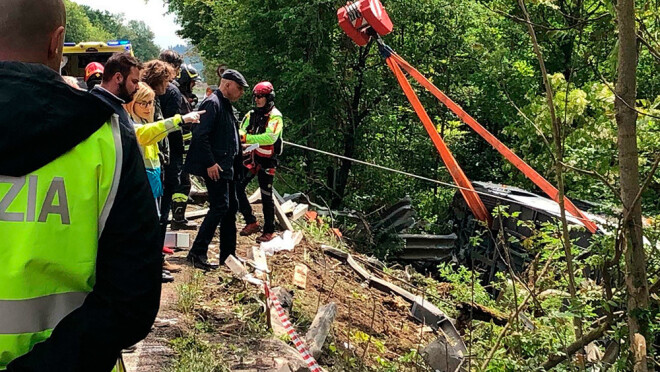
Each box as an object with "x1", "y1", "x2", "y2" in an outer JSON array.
[
  {"x1": 332, "y1": 135, "x2": 355, "y2": 209},
  {"x1": 615, "y1": 0, "x2": 650, "y2": 371},
  {"x1": 331, "y1": 46, "x2": 370, "y2": 208}
]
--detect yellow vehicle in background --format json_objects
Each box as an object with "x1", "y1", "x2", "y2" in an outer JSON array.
[{"x1": 61, "y1": 40, "x2": 134, "y2": 86}]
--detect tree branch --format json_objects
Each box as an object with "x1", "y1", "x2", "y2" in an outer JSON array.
[
  {"x1": 516, "y1": 0, "x2": 584, "y2": 341},
  {"x1": 637, "y1": 33, "x2": 660, "y2": 62},
  {"x1": 542, "y1": 313, "x2": 623, "y2": 370},
  {"x1": 560, "y1": 161, "x2": 621, "y2": 203}
]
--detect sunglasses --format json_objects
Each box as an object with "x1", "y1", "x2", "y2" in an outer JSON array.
[
  {"x1": 254, "y1": 94, "x2": 266, "y2": 99},
  {"x1": 136, "y1": 100, "x2": 154, "y2": 107}
]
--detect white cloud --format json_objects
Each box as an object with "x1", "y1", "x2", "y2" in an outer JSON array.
[{"x1": 71, "y1": 0, "x2": 186, "y2": 48}]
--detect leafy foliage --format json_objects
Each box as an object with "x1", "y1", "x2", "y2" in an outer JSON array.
[
  {"x1": 63, "y1": 1, "x2": 161, "y2": 61},
  {"x1": 166, "y1": 0, "x2": 658, "y2": 225},
  {"x1": 163, "y1": 1, "x2": 659, "y2": 369}
]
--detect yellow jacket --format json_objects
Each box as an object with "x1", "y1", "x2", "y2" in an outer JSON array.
[{"x1": 134, "y1": 115, "x2": 182, "y2": 169}]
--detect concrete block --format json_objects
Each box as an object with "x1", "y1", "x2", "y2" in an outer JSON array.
[{"x1": 164, "y1": 232, "x2": 190, "y2": 248}]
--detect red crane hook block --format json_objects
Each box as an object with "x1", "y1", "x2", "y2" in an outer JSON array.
[{"x1": 337, "y1": 0, "x2": 393, "y2": 46}]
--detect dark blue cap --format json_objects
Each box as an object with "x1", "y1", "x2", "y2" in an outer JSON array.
[{"x1": 221, "y1": 69, "x2": 249, "y2": 88}]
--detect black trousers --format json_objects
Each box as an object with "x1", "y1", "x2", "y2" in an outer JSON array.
[
  {"x1": 160, "y1": 155, "x2": 191, "y2": 223},
  {"x1": 236, "y1": 168, "x2": 275, "y2": 234},
  {"x1": 189, "y1": 175, "x2": 238, "y2": 264}
]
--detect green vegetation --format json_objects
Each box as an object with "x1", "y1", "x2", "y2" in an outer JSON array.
[
  {"x1": 157, "y1": 0, "x2": 660, "y2": 369},
  {"x1": 175, "y1": 270, "x2": 205, "y2": 315},
  {"x1": 167, "y1": 336, "x2": 230, "y2": 372},
  {"x1": 165, "y1": 0, "x2": 658, "y2": 220}
]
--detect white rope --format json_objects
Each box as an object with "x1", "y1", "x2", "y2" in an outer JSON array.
[{"x1": 282, "y1": 140, "x2": 598, "y2": 225}]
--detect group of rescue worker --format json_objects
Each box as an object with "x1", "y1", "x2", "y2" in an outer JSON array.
[{"x1": 0, "y1": 0, "x2": 284, "y2": 370}]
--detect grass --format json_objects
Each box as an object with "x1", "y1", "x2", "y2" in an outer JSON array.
[
  {"x1": 166, "y1": 335, "x2": 230, "y2": 372},
  {"x1": 175, "y1": 270, "x2": 205, "y2": 315}
]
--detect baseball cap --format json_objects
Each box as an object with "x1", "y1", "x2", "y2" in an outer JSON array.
[{"x1": 221, "y1": 69, "x2": 249, "y2": 88}]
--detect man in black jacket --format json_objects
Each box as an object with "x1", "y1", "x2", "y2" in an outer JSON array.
[
  {"x1": 0, "y1": 0, "x2": 161, "y2": 370},
  {"x1": 185, "y1": 70, "x2": 248, "y2": 270}
]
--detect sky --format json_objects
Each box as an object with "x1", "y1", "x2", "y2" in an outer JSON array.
[{"x1": 72, "y1": 0, "x2": 186, "y2": 48}]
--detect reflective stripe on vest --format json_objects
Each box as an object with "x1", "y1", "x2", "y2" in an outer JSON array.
[
  {"x1": 0, "y1": 115, "x2": 122, "y2": 369},
  {"x1": 255, "y1": 145, "x2": 274, "y2": 157}
]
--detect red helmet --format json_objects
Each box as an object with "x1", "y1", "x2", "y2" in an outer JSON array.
[
  {"x1": 85, "y1": 62, "x2": 104, "y2": 82},
  {"x1": 253, "y1": 81, "x2": 275, "y2": 100}
]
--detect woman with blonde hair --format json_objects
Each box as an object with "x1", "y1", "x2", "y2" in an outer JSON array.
[{"x1": 125, "y1": 82, "x2": 203, "y2": 202}]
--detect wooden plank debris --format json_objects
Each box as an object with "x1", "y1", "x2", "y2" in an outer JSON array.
[
  {"x1": 273, "y1": 197, "x2": 294, "y2": 231},
  {"x1": 186, "y1": 208, "x2": 209, "y2": 220}
]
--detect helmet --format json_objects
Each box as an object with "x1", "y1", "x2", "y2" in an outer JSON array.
[
  {"x1": 177, "y1": 64, "x2": 202, "y2": 88},
  {"x1": 253, "y1": 81, "x2": 275, "y2": 101},
  {"x1": 84, "y1": 62, "x2": 104, "y2": 82}
]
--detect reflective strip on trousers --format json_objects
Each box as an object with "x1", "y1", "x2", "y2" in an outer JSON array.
[{"x1": 0, "y1": 292, "x2": 88, "y2": 334}]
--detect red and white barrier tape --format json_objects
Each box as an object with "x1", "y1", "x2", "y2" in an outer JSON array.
[{"x1": 265, "y1": 284, "x2": 322, "y2": 372}]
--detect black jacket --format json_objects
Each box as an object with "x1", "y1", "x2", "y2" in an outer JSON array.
[
  {"x1": 90, "y1": 86, "x2": 134, "y2": 131},
  {"x1": 0, "y1": 62, "x2": 161, "y2": 372},
  {"x1": 184, "y1": 90, "x2": 239, "y2": 179},
  {"x1": 158, "y1": 82, "x2": 187, "y2": 158}
]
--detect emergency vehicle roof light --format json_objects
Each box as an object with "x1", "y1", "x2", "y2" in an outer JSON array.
[{"x1": 107, "y1": 40, "x2": 131, "y2": 46}]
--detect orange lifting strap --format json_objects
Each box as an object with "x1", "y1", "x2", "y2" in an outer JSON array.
[
  {"x1": 388, "y1": 52, "x2": 598, "y2": 233},
  {"x1": 385, "y1": 56, "x2": 492, "y2": 224}
]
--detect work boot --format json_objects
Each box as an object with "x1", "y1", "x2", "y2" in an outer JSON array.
[
  {"x1": 240, "y1": 222, "x2": 261, "y2": 236},
  {"x1": 171, "y1": 201, "x2": 198, "y2": 231},
  {"x1": 186, "y1": 253, "x2": 219, "y2": 271},
  {"x1": 256, "y1": 233, "x2": 276, "y2": 243},
  {"x1": 163, "y1": 260, "x2": 181, "y2": 273},
  {"x1": 162, "y1": 270, "x2": 174, "y2": 283}
]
